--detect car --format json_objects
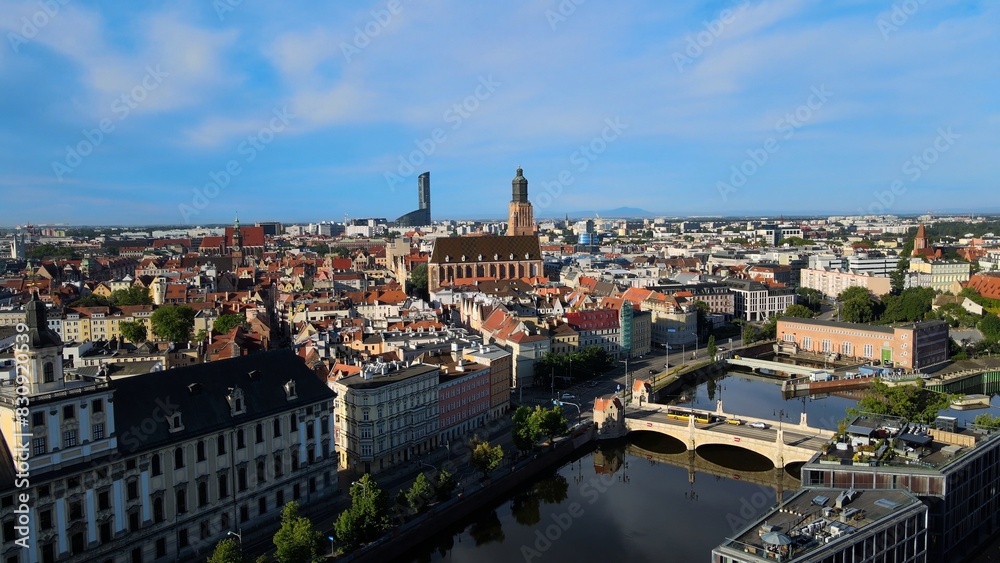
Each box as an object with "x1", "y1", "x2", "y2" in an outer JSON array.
[
  {"x1": 560, "y1": 393, "x2": 576, "y2": 399},
  {"x1": 748, "y1": 422, "x2": 769, "y2": 429},
  {"x1": 648, "y1": 368, "x2": 657, "y2": 374},
  {"x1": 587, "y1": 381, "x2": 600, "y2": 388}
]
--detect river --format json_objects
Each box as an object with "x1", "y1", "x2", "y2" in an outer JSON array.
[{"x1": 405, "y1": 374, "x2": 860, "y2": 562}]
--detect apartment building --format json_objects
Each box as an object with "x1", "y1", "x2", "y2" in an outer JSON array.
[
  {"x1": 0, "y1": 298, "x2": 337, "y2": 563},
  {"x1": 800, "y1": 267, "x2": 892, "y2": 298},
  {"x1": 462, "y1": 344, "x2": 513, "y2": 419},
  {"x1": 724, "y1": 279, "x2": 797, "y2": 322}
]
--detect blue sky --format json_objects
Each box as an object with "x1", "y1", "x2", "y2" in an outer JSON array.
[{"x1": 1, "y1": 1, "x2": 997, "y2": 226}]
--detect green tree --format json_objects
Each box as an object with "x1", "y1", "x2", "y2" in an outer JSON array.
[
  {"x1": 783, "y1": 304, "x2": 815, "y2": 319},
  {"x1": 351, "y1": 475, "x2": 391, "y2": 542},
  {"x1": 409, "y1": 263, "x2": 428, "y2": 295},
  {"x1": 512, "y1": 405, "x2": 541, "y2": 452},
  {"x1": 777, "y1": 236, "x2": 810, "y2": 246},
  {"x1": 69, "y1": 294, "x2": 110, "y2": 307},
  {"x1": 692, "y1": 300, "x2": 711, "y2": 339},
  {"x1": 979, "y1": 314, "x2": 1000, "y2": 343},
  {"x1": 889, "y1": 257, "x2": 909, "y2": 296},
  {"x1": 741, "y1": 322, "x2": 756, "y2": 344},
  {"x1": 536, "y1": 406, "x2": 568, "y2": 447},
  {"x1": 214, "y1": 314, "x2": 248, "y2": 334},
  {"x1": 311, "y1": 243, "x2": 330, "y2": 256},
  {"x1": 848, "y1": 379, "x2": 952, "y2": 423},
  {"x1": 332, "y1": 507, "x2": 363, "y2": 551},
  {"x1": 973, "y1": 413, "x2": 1000, "y2": 428},
  {"x1": 150, "y1": 305, "x2": 196, "y2": 343},
  {"x1": 469, "y1": 437, "x2": 504, "y2": 479},
  {"x1": 208, "y1": 537, "x2": 243, "y2": 563},
  {"x1": 331, "y1": 246, "x2": 351, "y2": 257},
  {"x1": 796, "y1": 287, "x2": 824, "y2": 312},
  {"x1": 880, "y1": 287, "x2": 935, "y2": 324},
  {"x1": 118, "y1": 321, "x2": 147, "y2": 343},
  {"x1": 405, "y1": 472, "x2": 434, "y2": 513},
  {"x1": 109, "y1": 285, "x2": 152, "y2": 306},
  {"x1": 706, "y1": 335, "x2": 717, "y2": 359},
  {"x1": 272, "y1": 502, "x2": 323, "y2": 563},
  {"x1": 435, "y1": 469, "x2": 457, "y2": 501},
  {"x1": 841, "y1": 296, "x2": 877, "y2": 323},
  {"x1": 839, "y1": 286, "x2": 873, "y2": 303}
]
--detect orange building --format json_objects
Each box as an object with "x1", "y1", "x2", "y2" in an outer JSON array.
[{"x1": 776, "y1": 318, "x2": 949, "y2": 371}]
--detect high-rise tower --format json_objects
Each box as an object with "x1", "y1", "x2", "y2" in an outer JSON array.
[
  {"x1": 418, "y1": 172, "x2": 430, "y2": 218},
  {"x1": 507, "y1": 167, "x2": 536, "y2": 236}
]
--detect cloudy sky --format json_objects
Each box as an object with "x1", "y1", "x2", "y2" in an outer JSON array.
[{"x1": 1, "y1": 1, "x2": 997, "y2": 225}]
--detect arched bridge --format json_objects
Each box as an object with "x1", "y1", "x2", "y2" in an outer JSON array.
[
  {"x1": 625, "y1": 443, "x2": 799, "y2": 495},
  {"x1": 622, "y1": 404, "x2": 830, "y2": 468},
  {"x1": 726, "y1": 357, "x2": 820, "y2": 376}
]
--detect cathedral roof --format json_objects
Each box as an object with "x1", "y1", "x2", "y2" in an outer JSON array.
[{"x1": 429, "y1": 235, "x2": 542, "y2": 264}]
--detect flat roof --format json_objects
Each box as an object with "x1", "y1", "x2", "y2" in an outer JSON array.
[
  {"x1": 716, "y1": 488, "x2": 923, "y2": 562},
  {"x1": 335, "y1": 363, "x2": 440, "y2": 389}
]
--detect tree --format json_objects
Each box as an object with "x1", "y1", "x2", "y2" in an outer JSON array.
[
  {"x1": 692, "y1": 300, "x2": 711, "y2": 339},
  {"x1": 839, "y1": 286, "x2": 873, "y2": 303},
  {"x1": 841, "y1": 296, "x2": 877, "y2": 324},
  {"x1": 409, "y1": 263, "x2": 428, "y2": 296},
  {"x1": 311, "y1": 243, "x2": 330, "y2": 256},
  {"x1": 777, "y1": 236, "x2": 810, "y2": 246},
  {"x1": 783, "y1": 304, "x2": 815, "y2": 319},
  {"x1": 69, "y1": 294, "x2": 110, "y2": 307},
  {"x1": 973, "y1": 413, "x2": 1000, "y2": 428},
  {"x1": 405, "y1": 473, "x2": 434, "y2": 513},
  {"x1": 796, "y1": 287, "x2": 824, "y2": 313},
  {"x1": 150, "y1": 305, "x2": 196, "y2": 343},
  {"x1": 512, "y1": 405, "x2": 541, "y2": 451},
  {"x1": 118, "y1": 321, "x2": 147, "y2": 344},
  {"x1": 706, "y1": 335, "x2": 717, "y2": 359},
  {"x1": 350, "y1": 474, "x2": 390, "y2": 542},
  {"x1": 848, "y1": 379, "x2": 952, "y2": 423},
  {"x1": 272, "y1": 502, "x2": 323, "y2": 563},
  {"x1": 332, "y1": 507, "x2": 363, "y2": 551},
  {"x1": 880, "y1": 287, "x2": 935, "y2": 324},
  {"x1": 109, "y1": 285, "x2": 152, "y2": 306},
  {"x1": 979, "y1": 314, "x2": 1000, "y2": 343},
  {"x1": 434, "y1": 469, "x2": 457, "y2": 501},
  {"x1": 741, "y1": 322, "x2": 756, "y2": 344},
  {"x1": 536, "y1": 406, "x2": 568, "y2": 447},
  {"x1": 208, "y1": 537, "x2": 243, "y2": 563},
  {"x1": 469, "y1": 437, "x2": 504, "y2": 479},
  {"x1": 214, "y1": 314, "x2": 248, "y2": 335}
]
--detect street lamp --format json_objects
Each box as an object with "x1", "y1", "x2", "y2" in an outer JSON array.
[{"x1": 227, "y1": 529, "x2": 242, "y2": 553}]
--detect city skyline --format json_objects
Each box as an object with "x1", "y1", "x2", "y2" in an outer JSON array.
[{"x1": 1, "y1": 1, "x2": 998, "y2": 225}]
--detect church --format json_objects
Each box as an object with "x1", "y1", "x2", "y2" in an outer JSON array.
[{"x1": 427, "y1": 168, "x2": 544, "y2": 293}]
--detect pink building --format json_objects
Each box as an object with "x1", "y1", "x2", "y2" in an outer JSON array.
[{"x1": 433, "y1": 357, "x2": 492, "y2": 442}]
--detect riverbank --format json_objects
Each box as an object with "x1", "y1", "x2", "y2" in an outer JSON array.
[{"x1": 337, "y1": 425, "x2": 598, "y2": 562}]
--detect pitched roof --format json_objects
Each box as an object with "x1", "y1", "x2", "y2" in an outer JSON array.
[
  {"x1": 111, "y1": 349, "x2": 333, "y2": 453},
  {"x1": 429, "y1": 235, "x2": 542, "y2": 264}
]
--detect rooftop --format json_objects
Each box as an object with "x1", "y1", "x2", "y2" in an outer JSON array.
[{"x1": 717, "y1": 487, "x2": 924, "y2": 562}]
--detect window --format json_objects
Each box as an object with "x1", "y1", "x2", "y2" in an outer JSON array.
[
  {"x1": 293, "y1": 483, "x2": 301, "y2": 499},
  {"x1": 196, "y1": 441, "x2": 206, "y2": 462},
  {"x1": 200, "y1": 520, "x2": 211, "y2": 540},
  {"x1": 864, "y1": 344, "x2": 874, "y2": 358},
  {"x1": 174, "y1": 447, "x2": 185, "y2": 469},
  {"x1": 33, "y1": 412, "x2": 44, "y2": 427},
  {"x1": 92, "y1": 399, "x2": 103, "y2": 413},
  {"x1": 40, "y1": 509, "x2": 52, "y2": 529},
  {"x1": 238, "y1": 468, "x2": 247, "y2": 491},
  {"x1": 274, "y1": 454, "x2": 283, "y2": 478},
  {"x1": 256, "y1": 424, "x2": 264, "y2": 444},
  {"x1": 92, "y1": 423, "x2": 104, "y2": 441},
  {"x1": 32, "y1": 437, "x2": 46, "y2": 456},
  {"x1": 128, "y1": 510, "x2": 140, "y2": 532},
  {"x1": 218, "y1": 474, "x2": 229, "y2": 499},
  {"x1": 259, "y1": 497, "x2": 267, "y2": 515},
  {"x1": 273, "y1": 418, "x2": 282, "y2": 437},
  {"x1": 151, "y1": 454, "x2": 161, "y2": 476},
  {"x1": 821, "y1": 339, "x2": 832, "y2": 353},
  {"x1": 100, "y1": 522, "x2": 111, "y2": 543},
  {"x1": 127, "y1": 480, "x2": 138, "y2": 500},
  {"x1": 178, "y1": 529, "x2": 188, "y2": 548},
  {"x1": 802, "y1": 337, "x2": 812, "y2": 350},
  {"x1": 239, "y1": 505, "x2": 249, "y2": 523},
  {"x1": 155, "y1": 538, "x2": 166, "y2": 558},
  {"x1": 98, "y1": 490, "x2": 110, "y2": 511},
  {"x1": 68, "y1": 500, "x2": 83, "y2": 520},
  {"x1": 237, "y1": 429, "x2": 246, "y2": 449},
  {"x1": 198, "y1": 482, "x2": 208, "y2": 507},
  {"x1": 175, "y1": 489, "x2": 187, "y2": 514},
  {"x1": 152, "y1": 496, "x2": 164, "y2": 523},
  {"x1": 841, "y1": 341, "x2": 853, "y2": 355},
  {"x1": 217, "y1": 434, "x2": 227, "y2": 456},
  {"x1": 307, "y1": 423, "x2": 315, "y2": 440},
  {"x1": 276, "y1": 490, "x2": 284, "y2": 507},
  {"x1": 43, "y1": 362, "x2": 54, "y2": 383},
  {"x1": 256, "y1": 461, "x2": 266, "y2": 484},
  {"x1": 63, "y1": 405, "x2": 74, "y2": 419},
  {"x1": 63, "y1": 430, "x2": 77, "y2": 448}
]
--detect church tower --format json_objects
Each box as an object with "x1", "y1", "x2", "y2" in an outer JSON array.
[
  {"x1": 912, "y1": 223, "x2": 929, "y2": 257},
  {"x1": 231, "y1": 213, "x2": 244, "y2": 269},
  {"x1": 507, "y1": 167, "x2": 536, "y2": 237}
]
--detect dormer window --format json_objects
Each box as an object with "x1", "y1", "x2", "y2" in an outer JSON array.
[
  {"x1": 227, "y1": 387, "x2": 246, "y2": 416},
  {"x1": 167, "y1": 412, "x2": 184, "y2": 433},
  {"x1": 284, "y1": 380, "x2": 297, "y2": 401}
]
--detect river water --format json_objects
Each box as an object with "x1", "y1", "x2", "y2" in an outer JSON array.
[{"x1": 406, "y1": 374, "x2": 860, "y2": 563}]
